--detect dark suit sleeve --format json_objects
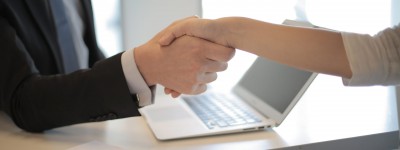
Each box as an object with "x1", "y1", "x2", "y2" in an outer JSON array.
[{"x1": 0, "y1": 17, "x2": 141, "y2": 132}]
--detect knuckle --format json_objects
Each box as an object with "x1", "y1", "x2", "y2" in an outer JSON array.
[
  {"x1": 210, "y1": 61, "x2": 228, "y2": 72},
  {"x1": 182, "y1": 84, "x2": 194, "y2": 94},
  {"x1": 192, "y1": 60, "x2": 208, "y2": 72},
  {"x1": 228, "y1": 48, "x2": 236, "y2": 60},
  {"x1": 198, "y1": 85, "x2": 207, "y2": 94},
  {"x1": 189, "y1": 85, "x2": 199, "y2": 94},
  {"x1": 210, "y1": 73, "x2": 218, "y2": 82},
  {"x1": 191, "y1": 62, "x2": 202, "y2": 72},
  {"x1": 222, "y1": 48, "x2": 236, "y2": 62},
  {"x1": 188, "y1": 74, "x2": 201, "y2": 86},
  {"x1": 219, "y1": 62, "x2": 228, "y2": 71}
]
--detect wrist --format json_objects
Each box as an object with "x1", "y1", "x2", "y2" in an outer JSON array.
[
  {"x1": 215, "y1": 17, "x2": 241, "y2": 48},
  {"x1": 133, "y1": 44, "x2": 158, "y2": 86}
]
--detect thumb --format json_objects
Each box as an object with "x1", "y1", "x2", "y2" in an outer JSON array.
[
  {"x1": 159, "y1": 16, "x2": 199, "y2": 46},
  {"x1": 159, "y1": 22, "x2": 191, "y2": 46},
  {"x1": 159, "y1": 30, "x2": 179, "y2": 46}
]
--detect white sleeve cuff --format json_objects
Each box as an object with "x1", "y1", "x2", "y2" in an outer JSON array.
[
  {"x1": 341, "y1": 27, "x2": 400, "y2": 86},
  {"x1": 341, "y1": 32, "x2": 383, "y2": 86},
  {"x1": 121, "y1": 48, "x2": 154, "y2": 107}
]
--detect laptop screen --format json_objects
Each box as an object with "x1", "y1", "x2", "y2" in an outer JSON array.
[{"x1": 236, "y1": 57, "x2": 315, "y2": 114}]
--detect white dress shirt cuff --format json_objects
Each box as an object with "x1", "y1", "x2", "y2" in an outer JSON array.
[{"x1": 121, "y1": 48, "x2": 154, "y2": 107}]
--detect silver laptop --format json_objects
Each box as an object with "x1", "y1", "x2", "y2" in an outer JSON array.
[{"x1": 139, "y1": 56, "x2": 318, "y2": 140}]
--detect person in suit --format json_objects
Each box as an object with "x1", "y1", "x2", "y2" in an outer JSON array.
[{"x1": 0, "y1": 0, "x2": 235, "y2": 132}]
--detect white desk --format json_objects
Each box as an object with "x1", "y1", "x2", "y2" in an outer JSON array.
[{"x1": 0, "y1": 74, "x2": 398, "y2": 150}]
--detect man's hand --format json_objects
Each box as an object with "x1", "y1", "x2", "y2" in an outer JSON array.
[
  {"x1": 134, "y1": 21, "x2": 235, "y2": 97},
  {"x1": 157, "y1": 16, "x2": 235, "y2": 97}
]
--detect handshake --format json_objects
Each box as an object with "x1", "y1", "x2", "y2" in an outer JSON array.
[
  {"x1": 134, "y1": 16, "x2": 236, "y2": 98},
  {"x1": 134, "y1": 16, "x2": 344, "y2": 98}
]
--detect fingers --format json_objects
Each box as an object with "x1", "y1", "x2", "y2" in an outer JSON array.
[
  {"x1": 159, "y1": 32, "x2": 178, "y2": 46},
  {"x1": 204, "y1": 44, "x2": 236, "y2": 62},
  {"x1": 170, "y1": 91, "x2": 181, "y2": 98},
  {"x1": 200, "y1": 38, "x2": 235, "y2": 72},
  {"x1": 152, "y1": 35, "x2": 235, "y2": 97},
  {"x1": 166, "y1": 84, "x2": 207, "y2": 97},
  {"x1": 199, "y1": 72, "x2": 218, "y2": 83},
  {"x1": 164, "y1": 88, "x2": 182, "y2": 98},
  {"x1": 164, "y1": 88, "x2": 173, "y2": 94},
  {"x1": 165, "y1": 85, "x2": 206, "y2": 98},
  {"x1": 191, "y1": 84, "x2": 207, "y2": 95},
  {"x1": 164, "y1": 72, "x2": 216, "y2": 98},
  {"x1": 202, "y1": 61, "x2": 228, "y2": 73}
]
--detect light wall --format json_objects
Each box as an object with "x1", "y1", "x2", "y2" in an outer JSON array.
[
  {"x1": 392, "y1": 0, "x2": 400, "y2": 26},
  {"x1": 392, "y1": 0, "x2": 400, "y2": 143},
  {"x1": 120, "y1": 0, "x2": 202, "y2": 50}
]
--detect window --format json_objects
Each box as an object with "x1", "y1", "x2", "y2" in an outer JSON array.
[
  {"x1": 203, "y1": 0, "x2": 298, "y2": 89},
  {"x1": 91, "y1": 0, "x2": 122, "y2": 57},
  {"x1": 305, "y1": 0, "x2": 392, "y2": 34}
]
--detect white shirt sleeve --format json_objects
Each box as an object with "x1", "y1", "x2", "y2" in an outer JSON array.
[
  {"x1": 121, "y1": 48, "x2": 154, "y2": 107},
  {"x1": 341, "y1": 24, "x2": 400, "y2": 86}
]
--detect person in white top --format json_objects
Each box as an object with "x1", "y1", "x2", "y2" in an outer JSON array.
[{"x1": 159, "y1": 16, "x2": 400, "y2": 96}]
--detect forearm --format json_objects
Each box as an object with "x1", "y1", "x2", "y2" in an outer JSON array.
[
  {"x1": 2, "y1": 51, "x2": 140, "y2": 132},
  {"x1": 217, "y1": 17, "x2": 352, "y2": 78}
]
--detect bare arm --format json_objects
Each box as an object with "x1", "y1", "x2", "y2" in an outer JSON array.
[{"x1": 160, "y1": 17, "x2": 352, "y2": 78}]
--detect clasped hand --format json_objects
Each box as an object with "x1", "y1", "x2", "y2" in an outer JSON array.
[{"x1": 134, "y1": 17, "x2": 235, "y2": 98}]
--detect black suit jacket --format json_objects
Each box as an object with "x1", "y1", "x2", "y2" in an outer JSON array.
[{"x1": 0, "y1": 0, "x2": 140, "y2": 132}]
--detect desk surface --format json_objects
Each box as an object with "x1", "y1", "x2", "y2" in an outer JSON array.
[{"x1": 0, "y1": 75, "x2": 398, "y2": 150}]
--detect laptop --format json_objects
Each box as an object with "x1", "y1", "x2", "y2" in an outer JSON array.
[{"x1": 139, "y1": 56, "x2": 318, "y2": 140}]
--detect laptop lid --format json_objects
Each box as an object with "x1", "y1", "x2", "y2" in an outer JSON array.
[
  {"x1": 233, "y1": 57, "x2": 317, "y2": 126},
  {"x1": 139, "y1": 56, "x2": 317, "y2": 140}
]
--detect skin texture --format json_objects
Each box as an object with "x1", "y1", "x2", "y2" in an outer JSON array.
[
  {"x1": 134, "y1": 17, "x2": 235, "y2": 97},
  {"x1": 160, "y1": 17, "x2": 352, "y2": 80}
]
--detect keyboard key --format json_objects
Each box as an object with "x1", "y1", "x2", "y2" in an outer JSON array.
[
  {"x1": 183, "y1": 93, "x2": 262, "y2": 129},
  {"x1": 216, "y1": 120, "x2": 228, "y2": 127}
]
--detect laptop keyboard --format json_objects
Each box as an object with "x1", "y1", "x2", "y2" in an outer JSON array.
[{"x1": 182, "y1": 93, "x2": 262, "y2": 129}]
